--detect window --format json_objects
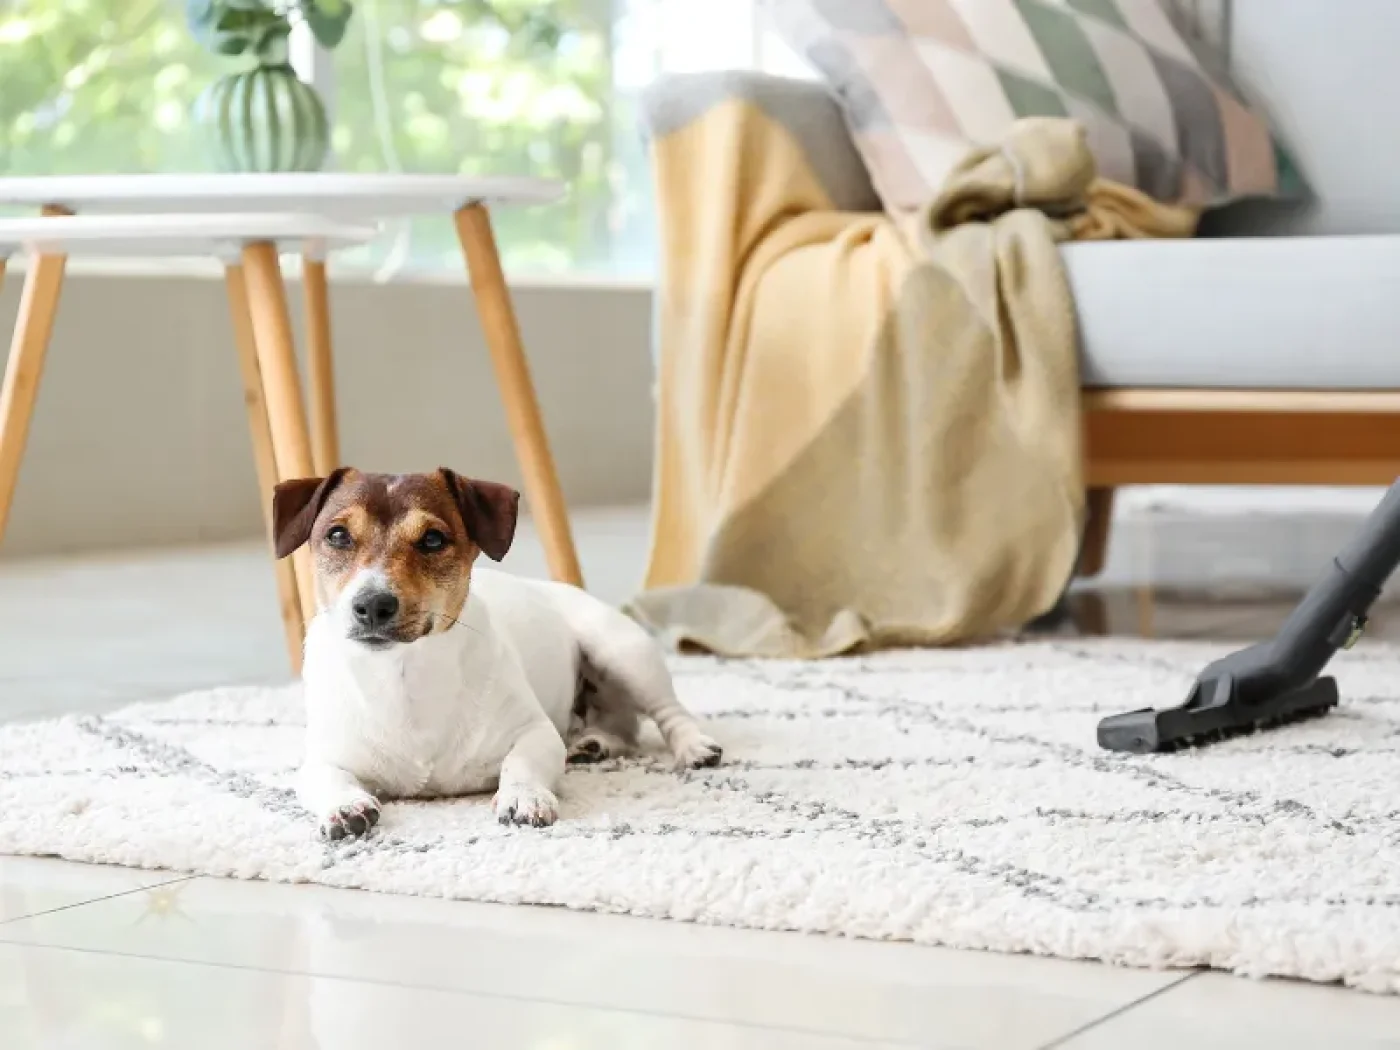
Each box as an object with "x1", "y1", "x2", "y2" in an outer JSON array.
[
  {"x1": 0, "y1": 0, "x2": 811, "y2": 275},
  {"x1": 0, "y1": 0, "x2": 223, "y2": 175},
  {"x1": 331, "y1": 0, "x2": 625, "y2": 275}
]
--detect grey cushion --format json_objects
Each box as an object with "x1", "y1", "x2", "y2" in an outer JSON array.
[
  {"x1": 640, "y1": 72, "x2": 880, "y2": 213},
  {"x1": 1063, "y1": 235, "x2": 1400, "y2": 389}
]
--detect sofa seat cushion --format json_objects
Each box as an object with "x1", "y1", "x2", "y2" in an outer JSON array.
[{"x1": 1064, "y1": 235, "x2": 1400, "y2": 389}]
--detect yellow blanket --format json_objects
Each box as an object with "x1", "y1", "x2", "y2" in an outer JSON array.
[{"x1": 627, "y1": 101, "x2": 1196, "y2": 658}]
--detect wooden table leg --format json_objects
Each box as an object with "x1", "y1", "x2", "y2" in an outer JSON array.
[
  {"x1": 302, "y1": 255, "x2": 339, "y2": 475},
  {"x1": 0, "y1": 252, "x2": 67, "y2": 548},
  {"x1": 453, "y1": 203, "x2": 584, "y2": 587},
  {"x1": 241, "y1": 241, "x2": 319, "y2": 624},
  {"x1": 225, "y1": 263, "x2": 307, "y2": 674}
]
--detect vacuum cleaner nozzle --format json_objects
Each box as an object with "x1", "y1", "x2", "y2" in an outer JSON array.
[
  {"x1": 1096, "y1": 477, "x2": 1400, "y2": 754},
  {"x1": 1097, "y1": 670, "x2": 1339, "y2": 754}
]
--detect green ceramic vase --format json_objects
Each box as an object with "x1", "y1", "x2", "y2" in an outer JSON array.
[{"x1": 196, "y1": 60, "x2": 330, "y2": 173}]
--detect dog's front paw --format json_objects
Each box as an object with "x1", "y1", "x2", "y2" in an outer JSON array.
[
  {"x1": 493, "y1": 783, "x2": 558, "y2": 828},
  {"x1": 320, "y1": 796, "x2": 381, "y2": 841},
  {"x1": 672, "y1": 731, "x2": 723, "y2": 770}
]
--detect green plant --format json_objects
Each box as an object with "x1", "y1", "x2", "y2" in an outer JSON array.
[{"x1": 185, "y1": 0, "x2": 354, "y2": 64}]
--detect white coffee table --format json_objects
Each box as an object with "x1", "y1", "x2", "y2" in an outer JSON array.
[
  {"x1": 0, "y1": 213, "x2": 379, "y2": 672},
  {"x1": 0, "y1": 174, "x2": 584, "y2": 589}
]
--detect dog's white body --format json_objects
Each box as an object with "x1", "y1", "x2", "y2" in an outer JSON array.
[{"x1": 298, "y1": 567, "x2": 718, "y2": 833}]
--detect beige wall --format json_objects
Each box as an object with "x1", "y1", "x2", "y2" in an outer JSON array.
[{"x1": 0, "y1": 268, "x2": 656, "y2": 558}]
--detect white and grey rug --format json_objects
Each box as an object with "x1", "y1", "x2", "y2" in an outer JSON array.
[{"x1": 3, "y1": 639, "x2": 1399, "y2": 993}]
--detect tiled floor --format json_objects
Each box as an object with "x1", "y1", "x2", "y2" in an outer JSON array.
[{"x1": 3, "y1": 505, "x2": 1400, "y2": 1049}]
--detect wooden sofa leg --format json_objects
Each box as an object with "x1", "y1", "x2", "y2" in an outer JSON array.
[{"x1": 1078, "y1": 488, "x2": 1116, "y2": 578}]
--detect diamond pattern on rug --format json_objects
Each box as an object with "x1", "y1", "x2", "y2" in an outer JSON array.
[{"x1": 2, "y1": 640, "x2": 1399, "y2": 993}]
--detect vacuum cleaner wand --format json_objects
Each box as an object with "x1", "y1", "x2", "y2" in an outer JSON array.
[{"x1": 1098, "y1": 477, "x2": 1400, "y2": 754}]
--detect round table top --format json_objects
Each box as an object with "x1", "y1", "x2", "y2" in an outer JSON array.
[
  {"x1": 0, "y1": 173, "x2": 565, "y2": 217},
  {"x1": 0, "y1": 212, "x2": 379, "y2": 259}
]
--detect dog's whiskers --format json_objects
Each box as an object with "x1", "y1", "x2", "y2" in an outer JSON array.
[{"x1": 434, "y1": 611, "x2": 485, "y2": 641}]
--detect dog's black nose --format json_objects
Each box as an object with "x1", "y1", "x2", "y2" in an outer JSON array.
[{"x1": 352, "y1": 591, "x2": 400, "y2": 629}]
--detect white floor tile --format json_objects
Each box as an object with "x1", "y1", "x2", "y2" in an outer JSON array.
[
  {"x1": 1057, "y1": 972, "x2": 1400, "y2": 1049},
  {"x1": 0, "y1": 856, "x2": 187, "y2": 925},
  {"x1": 0, "y1": 542, "x2": 290, "y2": 719},
  {"x1": 0, "y1": 875, "x2": 1180, "y2": 1049},
  {"x1": 0, "y1": 940, "x2": 897, "y2": 1050}
]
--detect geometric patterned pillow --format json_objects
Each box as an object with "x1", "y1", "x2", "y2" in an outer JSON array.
[{"x1": 763, "y1": 0, "x2": 1306, "y2": 214}]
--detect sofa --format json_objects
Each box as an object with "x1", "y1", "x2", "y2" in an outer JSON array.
[{"x1": 641, "y1": 0, "x2": 1400, "y2": 578}]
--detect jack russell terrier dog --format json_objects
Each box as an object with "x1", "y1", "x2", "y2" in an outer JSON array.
[{"x1": 273, "y1": 467, "x2": 721, "y2": 840}]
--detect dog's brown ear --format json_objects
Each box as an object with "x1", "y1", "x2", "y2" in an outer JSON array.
[
  {"x1": 272, "y1": 468, "x2": 349, "y2": 559},
  {"x1": 441, "y1": 469, "x2": 520, "y2": 562}
]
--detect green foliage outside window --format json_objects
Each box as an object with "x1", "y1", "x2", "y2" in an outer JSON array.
[{"x1": 0, "y1": 0, "x2": 647, "y2": 273}]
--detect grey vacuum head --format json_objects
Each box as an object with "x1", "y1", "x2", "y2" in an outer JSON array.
[
  {"x1": 1097, "y1": 478, "x2": 1400, "y2": 754},
  {"x1": 1097, "y1": 667, "x2": 1340, "y2": 754}
]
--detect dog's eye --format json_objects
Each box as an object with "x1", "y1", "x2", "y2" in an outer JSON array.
[
  {"x1": 325, "y1": 526, "x2": 354, "y2": 550},
  {"x1": 416, "y1": 528, "x2": 448, "y2": 554}
]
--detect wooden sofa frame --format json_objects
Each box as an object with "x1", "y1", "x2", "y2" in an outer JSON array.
[{"x1": 1077, "y1": 389, "x2": 1400, "y2": 576}]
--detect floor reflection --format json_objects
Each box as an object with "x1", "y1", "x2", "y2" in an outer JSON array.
[{"x1": 1064, "y1": 585, "x2": 1400, "y2": 642}]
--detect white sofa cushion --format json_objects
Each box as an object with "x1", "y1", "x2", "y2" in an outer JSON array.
[{"x1": 1063, "y1": 235, "x2": 1400, "y2": 389}]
